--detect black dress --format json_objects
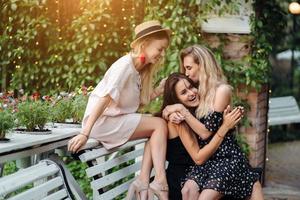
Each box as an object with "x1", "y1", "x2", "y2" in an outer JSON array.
[
  {"x1": 166, "y1": 136, "x2": 194, "y2": 200},
  {"x1": 183, "y1": 111, "x2": 260, "y2": 199}
]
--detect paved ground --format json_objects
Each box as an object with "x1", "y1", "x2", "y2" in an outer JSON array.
[{"x1": 264, "y1": 140, "x2": 300, "y2": 200}]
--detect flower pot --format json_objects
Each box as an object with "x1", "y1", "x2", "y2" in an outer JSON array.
[
  {"x1": 52, "y1": 122, "x2": 82, "y2": 129},
  {"x1": 0, "y1": 131, "x2": 5, "y2": 139},
  {"x1": 14, "y1": 128, "x2": 52, "y2": 135},
  {"x1": 0, "y1": 131, "x2": 10, "y2": 142}
]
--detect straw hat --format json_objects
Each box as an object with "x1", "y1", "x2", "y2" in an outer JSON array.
[{"x1": 130, "y1": 20, "x2": 171, "y2": 48}]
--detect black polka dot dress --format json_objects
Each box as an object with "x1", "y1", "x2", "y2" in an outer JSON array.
[{"x1": 182, "y1": 111, "x2": 260, "y2": 199}]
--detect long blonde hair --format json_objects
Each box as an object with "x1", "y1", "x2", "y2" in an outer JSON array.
[
  {"x1": 131, "y1": 31, "x2": 169, "y2": 105},
  {"x1": 180, "y1": 45, "x2": 231, "y2": 118}
]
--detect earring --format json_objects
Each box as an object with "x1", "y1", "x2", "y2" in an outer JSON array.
[{"x1": 139, "y1": 53, "x2": 146, "y2": 64}]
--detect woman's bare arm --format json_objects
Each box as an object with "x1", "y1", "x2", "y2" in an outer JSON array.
[
  {"x1": 164, "y1": 84, "x2": 233, "y2": 140},
  {"x1": 68, "y1": 95, "x2": 111, "y2": 153},
  {"x1": 169, "y1": 107, "x2": 241, "y2": 165}
]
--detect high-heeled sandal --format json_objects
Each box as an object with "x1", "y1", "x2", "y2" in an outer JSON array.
[
  {"x1": 148, "y1": 181, "x2": 169, "y2": 200},
  {"x1": 126, "y1": 178, "x2": 149, "y2": 200}
]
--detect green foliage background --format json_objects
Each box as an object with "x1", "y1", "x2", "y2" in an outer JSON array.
[
  {"x1": 0, "y1": 0, "x2": 282, "y2": 93},
  {"x1": 0, "y1": 0, "x2": 144, "y2": 92}
]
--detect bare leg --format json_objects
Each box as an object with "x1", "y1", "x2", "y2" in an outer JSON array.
[
  {"x1": 139, "y1": 141, "x2": 152, "y2": 181},
  {"x1": 137, "y1": 141, "x2": 153, "y2": 200},
  {"x1": 249, "y1": 181, "x2": 264, "y2": 200},
  {"x1": 129, "y1": 116, "x2": 168, "y2": 199},
  {"x1": 198, "y1": 189, "x2": 223, "y2": 200},
  {"x1": 181, "y1": 180, "x2": 200, "y2": 200}
]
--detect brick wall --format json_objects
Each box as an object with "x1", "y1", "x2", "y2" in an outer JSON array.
[{"x1": 239, "y1": 85, "x2": 268, "y2": 168}]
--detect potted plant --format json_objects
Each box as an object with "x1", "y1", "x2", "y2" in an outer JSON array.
[
  {"x1": 71, "y1": 94, "x2": 88, "y2": 125},
  {"x1": 0, "y1": 110, "x2": 14, "y2": 141},
  {"x1": 15, "y1": 100, "x2": 51, "y2": 134},
  {"x1": 51, "y1": 96, "x2": 75, "y2": 127}
]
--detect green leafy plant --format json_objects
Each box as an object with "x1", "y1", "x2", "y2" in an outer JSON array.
[
  {"x1": 235, "y1": 133, "x2": 251, "y2": 157},
  {"x1": 71, "y1": 94, "x2": 88, "y2": 123},
  {"x1": 65, "y1": 158, "x2": 92, "y2": 199},
  {"x1": 15, "y1": 101, "x2": 50, "y2": 131},
  {"x1": 0, "y1": 110, "x2": 14, "y2": 138},
  {"x1": 1, "y1": 0, "x2": 143, "y2": 92},
  {"x1": 51, "y1": 97, "x2": 73, "y2": 123}
]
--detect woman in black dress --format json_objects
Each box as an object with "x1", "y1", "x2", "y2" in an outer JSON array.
[{"x1": 157, "y1": 73, "x2": 244, "y2": 200}]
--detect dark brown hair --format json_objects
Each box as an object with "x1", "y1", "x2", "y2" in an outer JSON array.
[{"x1": 156, "y1": 72, "x2": 197, "y2": 117}]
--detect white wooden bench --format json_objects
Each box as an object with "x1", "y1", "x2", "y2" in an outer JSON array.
[
  {"x1": 268, "y1": 96, "x2": 300, "y2": 126},
  {"x1": 78, "y1": 138, "x2": 148, "y2": 200},
  {"x1": 0, "y1": 158, "x2": 75, "y2": 200}
]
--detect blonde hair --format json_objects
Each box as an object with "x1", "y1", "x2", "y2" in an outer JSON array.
[
  {"x1": 180, "y1": 45, "x2": 232, "y2": 118},
  {"x1": 131, "y1": 31, "x2": 169, "y2": 105}
]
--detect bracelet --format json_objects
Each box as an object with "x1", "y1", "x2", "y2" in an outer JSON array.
[{"x1": 79, "y1": 133, "x2": 89, "y2": 139}]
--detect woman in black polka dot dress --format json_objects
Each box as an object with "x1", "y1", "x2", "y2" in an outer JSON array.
[{"x1": 183, "y1": 111, "x2": 260, "y2": 199}]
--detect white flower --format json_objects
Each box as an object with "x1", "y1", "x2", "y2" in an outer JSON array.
[
  {"x1": 60, "y1": 92, "x2": 68, "y2": 97},
  {"x1": 19, "y1": 89, "x2": 24, "y2": 94}
]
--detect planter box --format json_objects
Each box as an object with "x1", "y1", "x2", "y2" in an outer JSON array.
[{"x1": 14, "y1": 129, "x2": 52, "y2": 135}]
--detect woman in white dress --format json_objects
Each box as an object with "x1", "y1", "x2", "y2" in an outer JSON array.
[{"x1": 68, "y1": 20, "x2": 171, "y2": 200}]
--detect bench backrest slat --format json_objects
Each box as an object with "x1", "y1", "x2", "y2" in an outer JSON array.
[
  {"x1": 9, "y1": 177, "x2": 66, "y2": 200},
  {"x1": 91, "y1": 161, "x2": 142, "y2": 190},
  {"x1": 0, "y1": 163, "x2": 59, "y2": 196},
  {"x1": 0, "y1": 160, "x2": 73, "y2": 200},
  {"x1": 79, "y1": 138, "x2": 148, "y2": 200},
  {"x1": 86, "y1": 148, "x2": 144, "y2": 177},
  {"x1": 80, "y1": 139, "x2": 147, "y2": 162},
  {"x1": 41, "y1": 190, "x2": 69, "y2": 200},
  {"x1": 269, "y1": 96, "x2": 298, "y2": 106},
  {"x1": 268, "y1": 96, "x2": 300, "y2": 126},
  {"x1": 98, "y1": 178, "x2": 133, "y2": 200}
]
